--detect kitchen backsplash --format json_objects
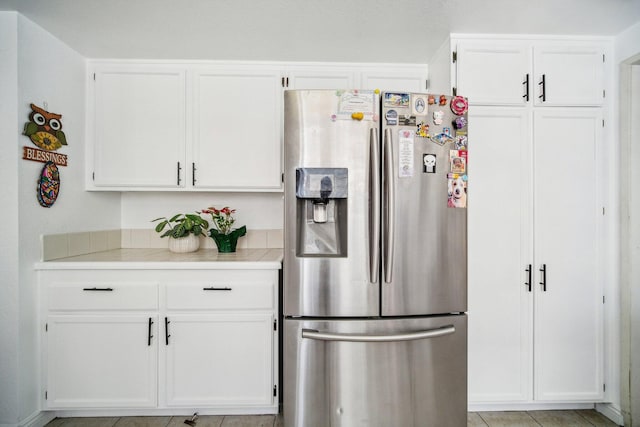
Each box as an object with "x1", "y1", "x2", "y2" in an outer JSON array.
[{"x1": 41, "y1": 228, "x2": 284, "y2": 261}]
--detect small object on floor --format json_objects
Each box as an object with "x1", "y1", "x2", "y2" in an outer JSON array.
[{"x1": 184, "y1": 412, "x2": 198, "y2": 426}]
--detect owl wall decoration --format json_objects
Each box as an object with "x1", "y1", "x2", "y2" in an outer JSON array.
[{"x1": 23, "y1": 103, "x2": 68, "y2": 151}]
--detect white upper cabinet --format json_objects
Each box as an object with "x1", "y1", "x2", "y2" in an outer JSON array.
[
  {"x1": 192, "y1": 67, "x2": 282, "y2": 190},
  {"x1": 453, "y1": 38, "x2": 606, "y2": 107},
  {"x1": 92, "y1": 66, "x2": 186, "y2": 188},
  {"x1": 286, "y1": 66, "x2": 357, "y2": 90},
  {"x1": 455, "y1": 40, "x2": 531, "y2": 106},
  {"x1": 533, "y1": 45, "x2": 605, "y2": 106},
  {"x1": 360, "y1": 65, "x2": 428, "y2": 93}
]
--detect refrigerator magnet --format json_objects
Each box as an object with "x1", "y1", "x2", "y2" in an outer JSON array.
[
  {"x1": 398, "y1": 130, "x2": 414, "y2": 178},
  {"x1": 449, "y1": 150, "x2": 467, "y2": 174},
  {"x1": 413, "y1": 95, "x2": 427, "y2": 115},
  {"x1": 430, "y1": 127, "x2": 454, "y2": 146},
  {"x1": 423, "y1": 154, "x2": 436, "y2": 173},
  {"x1": 384, "y1": 92, "x2": 410, "y2": 108},
  {"x1": 450, "y1": 96, "x2": 469, "y2": 115},
  {"x1": 433, "y1": 110, "x2": 444, "y2": 125},
  {"x1": 447, "y1": 173, "x2": 467, "y2": 208},
  {"x1": 385, "y1": 110, "x2": 398, "y2": 125},
  {"x1": 454, "y1": 135, "x2": 468, "y2": 150},
  {"x1": 416, "y1": 121, "x2": 429, "y2": 138}
]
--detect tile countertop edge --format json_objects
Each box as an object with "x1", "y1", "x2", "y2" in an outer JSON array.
[{"x1": 34, "y1": 248, "x2": 283, "y2": 270}]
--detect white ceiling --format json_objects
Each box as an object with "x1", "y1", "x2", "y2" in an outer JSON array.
[{"x1": 1, "y1": 0, "x2": 639, "y2": 63}]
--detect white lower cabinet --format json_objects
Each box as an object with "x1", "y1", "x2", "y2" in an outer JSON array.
[
  {"x1": 163, "y1": 314, "x2": 274, "y2": 407},
  {"x1": 41, "y1": 269, "x2": 279, "y2": 413},
  {"x1": 46, "y1": 314, "x2": 158, "y2": 408},
  {"x1": 468, "y1": 106, "x2": 604, "y2": 405}
]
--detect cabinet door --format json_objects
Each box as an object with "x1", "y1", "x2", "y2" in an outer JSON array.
[
  {"x1": 46, "y1": 315, "x2": 158, "y2": 408},
  {"x1": 163, "y1": 314, "x2": 274, "y2": 407},
  {"x1": 287, "y1": 67, "x2": 357, "y2": 89},
  {"x1": 467, "y1": 107, "x2": 534, "y2": 403},
  {"x1": 455, "y1": 41, "x2": 531, "y2": 106},
  {"x1": 533, "y1": 108, "x2": 603, "y2": 401},
  {"x1": 192, "y1": 68, "x2": 282, "y2": 190},
  {"x1": 360, "y1": 66, "x2": 427, "y2": 93},
  {"x1": 533, "y1": 45, "x2": 605, "y2": 106},
  {"x1": 92, "y1": 67, "x2": 186, "y2": 188}
]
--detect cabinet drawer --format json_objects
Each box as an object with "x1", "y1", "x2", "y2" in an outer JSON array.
[
  {"x1": 165, "y1": 282, "x2": 274, "y2": 310},
  {"x1": 47, "y1": 282, "x2": 158, "y2": 311}
]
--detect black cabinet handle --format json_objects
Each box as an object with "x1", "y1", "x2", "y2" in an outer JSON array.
[
  {"x1": 82, "y1": 287, "x2": 113, "y2": 291},
  {"x1": 538, "y1": 74, "x2": 546, "y2": 102},
  {"x1": 523, "y1": 74, "x2": 529, "y2": 101},
  {"x1": 148, "y1": 317, "x2": 153, "y2": 346},
  {"x1": 539, "y1": 264, "x2": 547, "y2": 291},
  {"x1": 524, "y1": 264, "x2": 532, "y2": 292},
  {"x1": 192, "y1": 162, "x2": 196, "y2": 186},
  {"x1": 165, "y1": 317, "x2": 171, "y2": 345},
  {"x1": 202, "y1": 286, "x2": 232, "y2": 291},
  {"x1": 177, "y1": 162, "x2": 182, "y2": 186}
]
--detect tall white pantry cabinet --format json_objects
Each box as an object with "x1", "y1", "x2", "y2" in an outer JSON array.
[{"x1": 447, "y1": 36, "x2": 610, "y2": 406}]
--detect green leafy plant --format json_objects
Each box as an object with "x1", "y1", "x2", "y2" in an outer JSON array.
[{"x1": 152, "y1": 213, "x2": 209, "y2": 239}]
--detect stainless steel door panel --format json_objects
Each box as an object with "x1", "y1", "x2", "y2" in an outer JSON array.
[
  {"x1": 381, "y1": 94, "x2": 467, "y2": 316},
  {"x1": 284, "y1": 90, "x2": 380, "y2": 317},
  {"x1": 284, "y1": 315, "x2": 467, "y2": 427}
]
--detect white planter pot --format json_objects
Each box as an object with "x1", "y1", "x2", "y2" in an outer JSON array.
[{"x1": 168, "y1": 235, "x2": 200, "y2": 253}]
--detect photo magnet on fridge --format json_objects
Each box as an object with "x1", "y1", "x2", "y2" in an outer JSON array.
[{"x1": 447, "y1": 173, "x2": 467, "y2": 209}]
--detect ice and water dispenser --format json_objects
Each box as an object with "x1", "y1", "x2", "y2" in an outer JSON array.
[{"x1": 295, "y1": 168, "x2": 348, "y2": 257}]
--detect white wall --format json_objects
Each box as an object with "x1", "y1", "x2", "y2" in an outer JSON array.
[
  {"x1": 615, "y1": 19, "x2": 640, "y2": 427},
  {"x1": 0, "y1": 14, "x2": 122, "y2": 426},
  {"x1": 0, "y1": 12, "x2": 20, "y2": 427},
  {"x1": 121, "y1": 192, "x2": 284, "y2": 230}
]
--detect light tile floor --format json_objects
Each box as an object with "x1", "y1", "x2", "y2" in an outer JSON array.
[{"x1": 45, "y1": 410, "x2": 620, "y2": 427}]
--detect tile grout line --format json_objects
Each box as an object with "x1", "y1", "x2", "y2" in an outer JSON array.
[{"x1": 525, "y1": 410, "x2": 545, "y2": 426}]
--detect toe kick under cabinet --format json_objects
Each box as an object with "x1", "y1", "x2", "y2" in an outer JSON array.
[{"x1": 40, "y1": 269, "x2": 279, "y2": 414}]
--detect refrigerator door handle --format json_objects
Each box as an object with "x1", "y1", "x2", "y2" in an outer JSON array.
[
  {"x1": 369, "y1": 128, "x2": 381, "y2": 284},
  {"x1": 383, "y1": 128, "x2": 395, "y2": 283},
  {"x1": 302, "y1": 325, "x2": 455, "y2": 342}
]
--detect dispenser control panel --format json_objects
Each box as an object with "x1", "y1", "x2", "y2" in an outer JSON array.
[{"x1": 295, "y1": 168, "x2": 348, "y2": 199}]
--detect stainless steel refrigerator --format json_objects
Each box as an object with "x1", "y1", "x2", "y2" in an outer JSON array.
[{"x1": 283, "y1": 90, "x2": 468, "y2": 427}]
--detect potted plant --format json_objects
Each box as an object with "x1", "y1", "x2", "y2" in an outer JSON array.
[
  {"x1": 152, "y1": 213, "x2": 209, "y2": 253},
  {"x1": 200, "y1": 206, "x2": 246, "y2": 253}
]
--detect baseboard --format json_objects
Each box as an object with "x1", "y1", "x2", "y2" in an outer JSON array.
[
  {"x1": 0, "y1": 410, "x2": 57, "y2": 427},
  {"x1": 468, "y1": 402, "x2": 595, "y2": 412},
  {"x1": 596, "y1": 403, "x2": 624, "y2": 426},
  {"x1": 20, "y1": 410, "x2": 55, "y2": 427}
]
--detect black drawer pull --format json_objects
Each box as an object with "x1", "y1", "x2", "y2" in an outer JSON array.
[
  {"x1": 165, "y1": 317, "x2": 170, "y2": 345},
  {"x1": 82, "y1": 287, "x2": 114, "y2": 291},
  {"x1": 203, "y1": 287, "x2": 232, "y2": 291}
]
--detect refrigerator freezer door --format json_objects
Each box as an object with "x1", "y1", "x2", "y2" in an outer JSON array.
[
  {"x1": 284, "y1": 315, "x2": 467, "y2": 427},
  {"x1": 284, "y1": 90, "x2": 380, "y2": 317},
  {"x1": 381, "y1": 93, "x2": 467, "y2": 316}
]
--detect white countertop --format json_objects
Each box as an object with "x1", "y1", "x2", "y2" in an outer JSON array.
[{"x1": 35, "y1": 248, "x2": 283, "y2": 270}]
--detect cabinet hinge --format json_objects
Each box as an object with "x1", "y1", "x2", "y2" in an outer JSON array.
[
  {"x1": 45, "y1": 391, "x2": 47, "y2": 400},
  {"x1": 603, "y1": 295, "x2": 606, "y2": 304},
  {"x1": 452, "y1": 51, "x2": 457, "y2": 63},
  {"x1": 45, "y1": 323, "x2": 48, "y2": 332},
  {"x1": 281, "y1": 77, "x2": 285, "y2": 88},
  {"x1": 603, "y1": 383, "x2": 606, "y2": 392},
  {"x1": 281, "y1": 173, "x2": 284, "y2": 184},
  {"x1": 603, "y1": 207, "x2": 606, "y2": 215},
  {"x1": 273, "y1": 385, "x2": 277, "y2": 397},
  {"x1": 93, "y1": 73, "x2": 96, "y2": 81},
  {"x1": 425, "y1": 79, "x2": 429, "y2": 91},
  {"x1": 273, "y1": 319, "x2": 277, "y2": 331},
  {"x1": 603, "y1": 54, "x2": 605, "y2": 63},
  {"x1": 602, "y1": 119, "x2": 605, "y2": 127},
  {"x1": 452, "y1": 87, "x2": 457, "y2": 97},
  {"x1": 92, "y1": 172, "x2": 95, "y2": 181},
  {"x1": 603, "y1": 90, "x2": 606, "y2": 98}
]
